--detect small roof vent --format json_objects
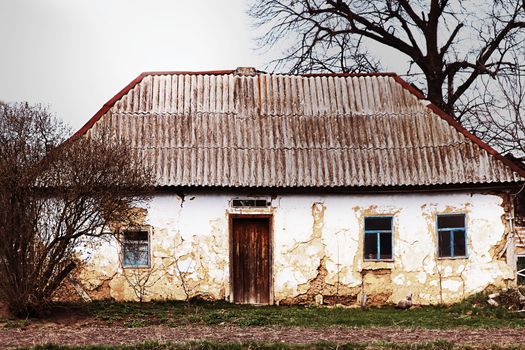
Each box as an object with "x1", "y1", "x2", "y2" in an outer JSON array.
[{"x1": 234, "y1": 67, "x2": 257, "y2": 76}]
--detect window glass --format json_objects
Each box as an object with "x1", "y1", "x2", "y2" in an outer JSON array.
[
  {"x1": 231, "y1": 199, "x2": 269, "y2": 208},
  {"x1": 437, "y1": 214, "x2": 466, "y2": 258},
  {"x1": 453, "y1": 230, "x2": 466, "y2": 256},
  {"x1": 437, "y1": 214, "x2": 464, "y2": 229},
  {"x1": 364, "y1": 217, "x2": 393, "y2": 260},
  {"x1": 518, "y1": 256, "x2": 525, "y2": 285},
  {"x1": 379, "y1": 232, "x2": 392, "y2": 259},
  {"x1": 438, "y1": 230, "x2": 452, "y2": 257},
  {"x1": 365, "y1": 217, "x2": 391, "y2": 231},
  {"x1": 123, "y1": 230, "x2": 150, "y2": 267},
  {"x1": 364, "y1": 231, "x2": 378, "y2": 260}
]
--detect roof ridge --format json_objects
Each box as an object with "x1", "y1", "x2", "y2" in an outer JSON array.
[
  {"x1": 142, "y1": 69, "x2": 236, "y2": 76},
  {"x1": 130, "y1": 143, "x2": 470, "y2": 151},
  {"x1": 299, "y1": 72, "x2": 396, "y2": 78},
  {"x1": 138, "y1": 70, "x2": 397, "y2": 78}
]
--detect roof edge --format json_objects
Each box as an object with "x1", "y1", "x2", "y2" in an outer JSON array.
[
  {"x1": 152, "y1": 181, "x2": 522, "y2": 192},
  {"x1": 72, "y1": 70, "x2": 237, "y2": 139},
  {"x1": 72, "y1": 72, "x2": 148, "y2": 139},
  {"x1": 391, "y1": 74, "x2": 525, "y2": 180}
]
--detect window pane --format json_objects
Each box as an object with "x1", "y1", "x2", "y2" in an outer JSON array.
[
  {"x1": 438, "y1": 231, "x2": 452, "y2": 257},
  {"x1": 231, "y1": 199, "x2": 269, "y2": 208},
  {"x1": 365, "y1": 217, "x2": 392, "y2": 231},
  {"x1": 124, "y1": 242, "x2": 149, "y2": 266},
  {"x1": 379, "y1": 231, "x2": 392, "y2": 259},
  {"x1": 123, "y1": 231, "x2": 149, "y2": 267},
  {"x1": 437, "y1": 214, "x2": 465, "y2": 229},
  {"x1": 453, "y1": 230, "x2": 466, "y2": 256},
  {"x1": 364, "y1": 233, "x2": 378, "y2": 260},
  {"x1": 125, "y1": 231, "x2": 148, "y2": 241},
  {"x1": 517, "y1": 257, "x2": 525, "y2": 285}
]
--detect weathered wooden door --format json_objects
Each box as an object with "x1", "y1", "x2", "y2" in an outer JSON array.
[{"x1": 231, "y1": 217, "x2": 270, "y2": 304}]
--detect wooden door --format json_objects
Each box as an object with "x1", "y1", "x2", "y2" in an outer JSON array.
[{"x1": 231, "y1": 217, "x2": 270, "y2": 304}]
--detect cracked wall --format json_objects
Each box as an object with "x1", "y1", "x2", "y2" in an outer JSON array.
[{"x1": 78, "y1": 191, "x2": 515, "y2": 305}]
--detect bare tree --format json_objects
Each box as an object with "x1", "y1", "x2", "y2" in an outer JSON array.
[
  {"x1": 250, "y1": 0, "x2": 525, "y2": 118},
  {"x1": 0, "y1": 103, "x2": 152, "y2": 316},
  {"x1": 462, "y1": 49, "x2": 525, "y2": 159}
]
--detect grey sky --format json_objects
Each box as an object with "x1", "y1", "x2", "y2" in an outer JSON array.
[
  {"x1": 0, "y1": 0, "x2": 269, "y2": 130},
  {"x1": 0, "y1": 1, "x2": 408, "y2": 131}
]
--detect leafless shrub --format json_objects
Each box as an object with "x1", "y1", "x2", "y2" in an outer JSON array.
[
  {"x1": 0, "y1": 103, "x2": 153, "y2": 316},
  {"x1": 121, "y1": 265, "x2": 162, "y2": 303},
  {"x1": 173, "y1": 255, "x2": 192, "y2": 302},
  {"x1": 117, "y1": 232, "x2": 195, "y2": 303}
]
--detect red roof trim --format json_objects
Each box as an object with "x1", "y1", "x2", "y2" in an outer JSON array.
[
  {"x1": 390, "y1": 74, "x2": 426, "y2": 99},
  {"x1": 391, "y1": 74, "x2": 525, "y2": 179},
  {"x1": 301, "y1": 72, "x2": 397, "y2": 78},
  {"x1": 72, "y1": 72, "x2": 147, "y2": 139}
]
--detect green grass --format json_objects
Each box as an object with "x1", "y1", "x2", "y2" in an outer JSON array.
[
  {"x1": 14, "y1": 340, "x2": 525, "y2": 350},
  {"x1": 3, "y1": 290, "x2": 524, "y2": 330},
  {"x1": 82, "y1": 296, "x2": 525, "y2": 329},
  {"x1": 3, "y1": 318, "x2": 30, "y2": 328}
]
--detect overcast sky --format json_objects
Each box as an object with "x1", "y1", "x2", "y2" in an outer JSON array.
[{"x1": 0, "y1": 1, "x2": 407, "y2": 131}]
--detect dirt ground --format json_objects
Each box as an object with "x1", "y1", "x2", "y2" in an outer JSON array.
[{"x1": 1, "y1": 325, "x2": 525, "y2": 349}]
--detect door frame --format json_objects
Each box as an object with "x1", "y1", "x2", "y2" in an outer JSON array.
[{"x1": 228, "y1": 214, "x2": 274, "y2": 305}]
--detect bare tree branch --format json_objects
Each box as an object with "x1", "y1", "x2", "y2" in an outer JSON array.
[{"x1": 251, "y1": 0, "x2": 525, "y2": 116}]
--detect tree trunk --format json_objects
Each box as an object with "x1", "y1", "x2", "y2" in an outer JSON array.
[{"x1": 426, "y1": 76, "x2": 452, "y2": 115}]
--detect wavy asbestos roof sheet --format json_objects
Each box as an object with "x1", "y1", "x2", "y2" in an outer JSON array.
[{"x1": 76, "y1": 69, "x2": 525, "y2": 188}]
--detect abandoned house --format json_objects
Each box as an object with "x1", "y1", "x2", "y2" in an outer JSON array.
[{"x1": 73, "y1": 67, "x2": 525, "y2": 305}]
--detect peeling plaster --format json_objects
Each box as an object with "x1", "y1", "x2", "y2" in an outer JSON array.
[{"x1": 78, "y1": 191, "x2": 515, "y2": 305}]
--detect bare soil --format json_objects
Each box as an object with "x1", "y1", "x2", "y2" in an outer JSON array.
[{"x1": 1, "y1": 325, "x2": 525, "y2": 349}]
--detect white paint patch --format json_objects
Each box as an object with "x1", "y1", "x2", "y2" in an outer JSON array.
[
  {"x1": 393, "y1": 274, "x2": 406, "y2": 285},
  {"x1": 80, "y1": 191, "x2": 514, "y2": 304},
  {"x1": 442, "y1": 279, "x2": 462, "y2": 292},
  {"x1": 417, "y1": 272, "x2": 427, "y2": 284}
]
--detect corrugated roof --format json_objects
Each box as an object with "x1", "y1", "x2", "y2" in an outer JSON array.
[{"x1": 76, "y1": 69, "x2": 525, "y2": 188}]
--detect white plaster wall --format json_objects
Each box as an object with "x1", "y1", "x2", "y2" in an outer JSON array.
[{"x1": 80, "y1": 191, "x2": 514, "y2": 305}]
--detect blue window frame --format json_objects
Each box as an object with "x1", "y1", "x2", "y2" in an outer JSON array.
[
  {"x1": 364, "y1": 216, "x2": 393, "y2": 260},
  {"x1": 122, "y1": 230, "x2": 150, "y2": 268},
  {"x1": 437, "y1": 214, "x2": 466, "y2": 258}
]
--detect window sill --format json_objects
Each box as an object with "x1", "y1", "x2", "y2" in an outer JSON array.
[
  {"x1": 363, "y1": 259, "x2": 394, "y2": 262},
  {"x1": 362, "y1": 260, "x2": 395, "y2": 270},
  {"x1": 123, "y1": 265, "x2": 151, "y2": 269},
  {"x1": 437, "y1": 256, "x2": 468, "y2": 260}
]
